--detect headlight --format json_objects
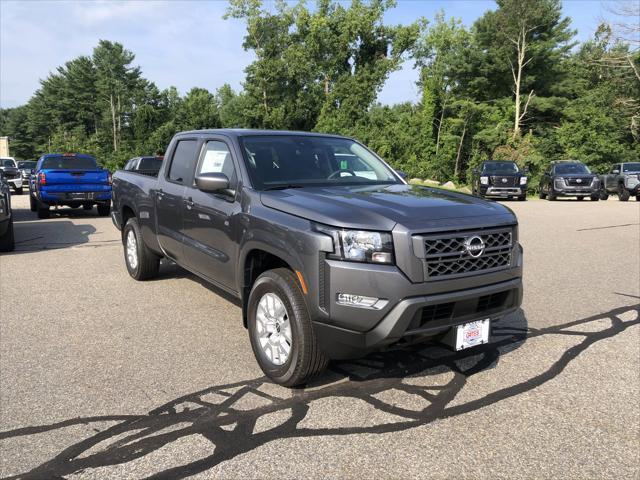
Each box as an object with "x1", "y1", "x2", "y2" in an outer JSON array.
[
  {"x1": 554, "y1": 177, "x2": 565, "y2": 187},
  {"x1": 316, "y1": 225, "x2": 394, "y2": 264},
  {"x1": 520, "y1": 176, "x2": 527, "y2": 185},
  {"x1": 480, "y1": 176, "x2": 489, "y2": 185}
]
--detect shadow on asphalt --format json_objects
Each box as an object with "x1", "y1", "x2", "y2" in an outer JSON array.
[
  {"x1": 1, "y1": 304, "x2": 638, "y2": 479},
  {"x1": 6, "y1": 203, "x2": 116, "y2": 254}
]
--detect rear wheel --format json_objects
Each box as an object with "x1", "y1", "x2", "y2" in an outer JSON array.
[
  {"x1": 248, "y1": 268, "x2": 328, "y2": 386},
  {"x1": 29, "y1": 195, "x2": 37, "y2": 212},
  {"x1": 590, "y1": 194, "x2": 599, "y2": 201},
  {"x1": 0, "y1": 217, "x2": 15, "y2": 252},
  {"x1": 123, "y1": 217, "x2": 160, "y2": 280},
  {"x1": 599, "y1": 188, "x2": 609, "y2": 200},
  {"x1": 37, "y1": 203, "x2": 50, "y2": 219},
  {"x1": 618, "y1": 184, "x2": 630, "y2": 201},
  {"x1": 97, "y1": 203, "x2": 111, "y2": 216}
]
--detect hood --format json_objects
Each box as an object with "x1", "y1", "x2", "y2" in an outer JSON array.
[
  {"x1": 0, "y1": 166, "x2": 19, "y2": 175},
  {"x1": 260, "y1": 184, "x2": 515, "y2": 231}
]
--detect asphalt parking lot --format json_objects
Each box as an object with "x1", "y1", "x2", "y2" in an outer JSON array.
[{"x1": 1, "y1": 194, "x2": 639, "y2": 479}]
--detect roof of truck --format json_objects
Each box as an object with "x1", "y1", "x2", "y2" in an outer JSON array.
[{"x1": 177, "y1": 129, "x2": 351, "y2": 139}]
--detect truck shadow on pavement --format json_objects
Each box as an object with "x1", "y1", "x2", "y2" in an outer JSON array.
[{"x1": 1, "y1": 304, "x2": 638, "y2": 479}]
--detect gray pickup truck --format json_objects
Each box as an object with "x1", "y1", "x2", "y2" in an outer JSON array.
[
  {"x1": 112, "y1": 129, "x2": 523, "y2": 386},
  {"x1": 598, "y1": 162, "x2": 640, "y2": 201}
]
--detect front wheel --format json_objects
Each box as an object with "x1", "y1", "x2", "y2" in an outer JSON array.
[
  {"x1": 538, "y1": 188, "x2": 547, "y2": 199},
  {"x1": 618, "y1": 184, "x2": 630, "y2": 201},
  {"x1": 248, "y1": 268, "x2": 328, "y2": 386},
  {"x1": 13, "y1": 187, "x2": 23, "y2": 195},
  {"x1": 590, "y1": 194, "x2": 599, "y2": 201},
  {"x1": 518, "y1": 195, "x2": 526, "y2": 201},
  {"x1": 97, "y1": 203, "x2": 111, "y2": 216},
  {"x1": 123, "y1": 217, "x2": 160, "y2": 280},
  {"x1": 599, "y1": 189, "x2": 609, "y2": 200},
  {"x1": 547, "y1": 188, "x2": 556, "y2": 201},
  {"x1": 576, "y1": 196, "x2": 584, "y2": 201}
]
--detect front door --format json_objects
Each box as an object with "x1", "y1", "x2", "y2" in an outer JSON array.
[
  {"x1": 156, "y1": 138, "x2": 200, "y2": 263},
  {"x1": 182, "y1": 138, "x2": 241, "y2": 290}
]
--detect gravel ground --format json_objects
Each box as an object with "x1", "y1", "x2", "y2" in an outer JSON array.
[{"x1": 1, "y1": 194, "x2": 638, "y2": 479}]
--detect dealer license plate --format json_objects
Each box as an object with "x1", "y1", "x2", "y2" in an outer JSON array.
[
  {"x1": 455, "y1": 319, "x2": 490, "y2": 351},
  {"x1": 69, "y1": 192, "x2": 91, "y2": 200}
]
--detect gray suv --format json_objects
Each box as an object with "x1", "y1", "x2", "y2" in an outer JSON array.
[
  {"x1": 599, "y1": 162, "x2": 640, "y2": 201},
  {"x1": 111, "y1": 130, "x2": 523, "y2": 386}
]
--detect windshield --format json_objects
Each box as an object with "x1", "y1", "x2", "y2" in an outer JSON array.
[
  {"x1": 41, "y1": 156, "x2": 98, "y2": 170},
  {"x1": 555, "y1": 163, "x2": 591, "y2": 175},
  {"x1": 18, "y1": 161, "x2": 36, "y2": 169},
  {"x1": 240, "y1": 135, "x2": 400, "y2": 190},
  {"x1": 482, "y1": 162, "x2": 519, "y2": 174},
  {"x1": 622, "y1": 163, "x2": 640, "y2": 172},
  {"x1": 2, "y1": 159, "x2": 17, "y2": 168}
]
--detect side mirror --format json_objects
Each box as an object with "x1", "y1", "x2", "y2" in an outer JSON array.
[
  {"x1": 524, "y1": 167, "x2": 530, "y2": 174},
  {"x1": 396, "y1": 170, "x2": 407, "y2": 179},
  {"x1": 472, "y1": 169, "x2": 479, "y2": 175},
  {"x1": 612, "y1": 169, "x2": 620, "y2": 174},
  {"x1": 195, "y1": 172, "x2": 230, "y2": 193}
]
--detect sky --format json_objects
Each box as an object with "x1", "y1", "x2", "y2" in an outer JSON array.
[{"x1": 0, "y1": 0, "x2": 618, "y2": 109}]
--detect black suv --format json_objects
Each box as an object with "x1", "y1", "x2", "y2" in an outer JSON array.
[
  {"x1": 538, "y1": 160, "x2": 599, "y2": 201},
  {"x1": 471, "y1": 161, "x2": 527, "y2": 201}
]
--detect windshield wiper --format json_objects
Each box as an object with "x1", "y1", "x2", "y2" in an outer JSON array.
[{"x1": 263, "y1": 184, "x2": 306, "y2": 191}]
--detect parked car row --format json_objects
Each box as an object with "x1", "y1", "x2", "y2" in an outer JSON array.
[{"x1": 471, "y1": 159, "x2": 640, "y2": 202}]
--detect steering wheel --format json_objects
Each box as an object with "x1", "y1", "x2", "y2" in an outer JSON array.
[{"x1": 328, "y1": 168, "x2": 357, "y2": 179}]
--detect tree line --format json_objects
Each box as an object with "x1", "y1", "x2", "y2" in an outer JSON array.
[{"x1": 0, "y1": 0, "x2": 638, "y2": 186}]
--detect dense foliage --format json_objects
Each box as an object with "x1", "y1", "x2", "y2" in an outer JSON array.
[{"x1": 1, "y1": 0, "x2": 638, "y2": 184}]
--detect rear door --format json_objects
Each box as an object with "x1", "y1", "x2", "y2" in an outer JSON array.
[
  {"x1": 156, "y1": 138, "x2": 200, "y2": 263},
  {"x1": 182, "y1": 137, "x2": 241, "y2": 290}
]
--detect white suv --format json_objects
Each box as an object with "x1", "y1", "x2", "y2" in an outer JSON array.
[{"x1": 0, "y1": 157, "x2": 23, "y2": 194}]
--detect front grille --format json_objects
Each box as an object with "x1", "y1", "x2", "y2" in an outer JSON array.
[
  {"x1": 420, "y1": 228, "x2": 513, "y2": 279},
  {"x1": 565, "y1": 177, "x2": 593, "y2": 186},
  {"x1": 491, "y1": 176, "x2": 517, "y2": 187}
]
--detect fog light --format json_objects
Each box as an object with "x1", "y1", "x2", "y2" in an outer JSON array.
[{"x1": 337, "y1": 293, "x2": 388, "y2": 309}]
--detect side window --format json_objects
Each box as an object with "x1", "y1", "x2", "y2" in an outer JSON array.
[
  {"x1": 196, "y1": 140, "x2": 237, "y2": 188},
  {"x1": 168, "y1": 140, "x2": 198, "y2": 184}
]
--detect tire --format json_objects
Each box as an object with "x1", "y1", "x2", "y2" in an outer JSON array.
[
  {"x1": 618, "y1": 183, "x2": 630, "y2": 201},
  {"x1": 248, "y1": 268, "x2": 328, "y2": 387},
  {"x1": 538, "y1": 188, "x2": 547, "y2": 199},
  {"x1": 29, "y1": 195, "x2": 37, "y2": 212},
  {"x1": 13, "y1": 187, "x2": 23, "y2": 195},
  {"x1": 97, "y1": 203, "x2": 111, "y2": 216},
  {"x1": 636, "y1": 195, "x2": 640, "y2": 202},
  {"x1": 576, "y1": 196, "x2": 584, "y2": 201},
  {"x1": 83, "y1": 204, "x2": 93, "y2": 211},
  {"x1": 123, "y1": 217, "x2": 160, "y2": 280},
  {"x1": 547, "y1": 188, "x2": 556, "y2": 201},
  {"x1": 37, "y1": 203, "x2": 50, "y2": 219},
  {"x1": 0, "y1": 217, "x2": 15, "y2": 252},
  {"x1": 590, "y1": 194, "x2": 599, "y2": 201},
  {"x1": 518, "y1": 195, "x2": 526, "y2": 201},
  {"x1": 599, "y1": 189, "x2": 609, "y2": 201}
]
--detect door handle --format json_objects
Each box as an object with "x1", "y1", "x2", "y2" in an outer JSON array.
[
  {"x1": 157, "y1": 190, "x2": 165, "y2": 200},
  {"x1": 185, "y1": 197, "x2": 194, "y2": 210}
]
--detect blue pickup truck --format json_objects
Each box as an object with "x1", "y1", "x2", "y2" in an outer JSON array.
[{"x1": 29, "y1": 153, "x2": 112, "y2": 219}]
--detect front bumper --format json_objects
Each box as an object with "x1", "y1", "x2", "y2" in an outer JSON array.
[
  {"x1": 625, "y1": 177, "x2": 640, "y2": 194},
  {"x1": 313, "y1": 243, "x2": 523, "y2": 359},
  {"x1": 553, "y1": 181, "x2": 598, "y2": 197},
  {"x1": 481, "y1": 185, "x2": 526, "y2": 197},
  {"x1": 7, "y1": 178, "x2": 22, "y2": 189}
]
